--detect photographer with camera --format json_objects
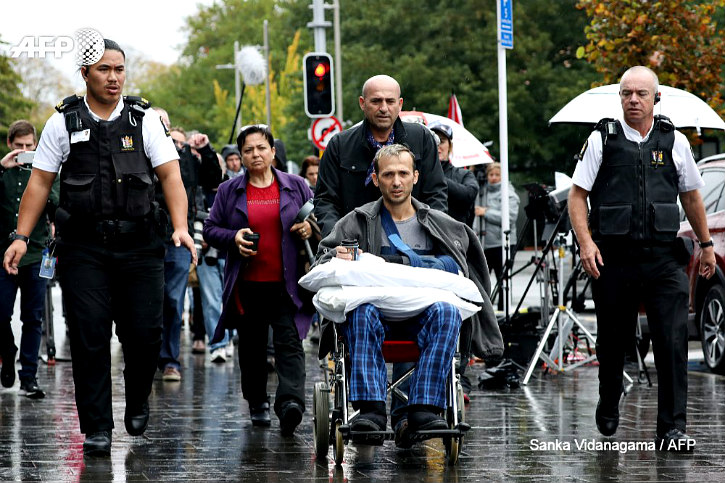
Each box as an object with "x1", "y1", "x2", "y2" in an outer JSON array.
[
  {"x1": 0, "y1": 120, "x2": 59, "y2": 399},
  {"x1": 154, "y1": 114, "x2": 222, "y2": 381},
  {"x1": 194, "y1": 200, "x2": 231, "y2": 363}
]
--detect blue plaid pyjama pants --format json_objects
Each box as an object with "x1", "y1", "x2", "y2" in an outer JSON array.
[{"x1": 344, "y1": 302, "x2": 462, "y2": 409}]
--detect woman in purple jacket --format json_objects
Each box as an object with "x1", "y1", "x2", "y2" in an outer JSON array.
[{"x1": 203, "y1": 124, "x2": 313, "y2": 436}]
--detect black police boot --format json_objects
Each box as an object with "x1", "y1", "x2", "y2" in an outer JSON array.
[
  {"x1": 279, "y1": 400, "x2": 304, "y2": 436},
  {"x1": 124, "y1": 401, "x2": 150, "y2": 436},
  {"x1": 1, "y1": 349, "x2": 17, "y2": 388},
  {"x1": 83, "y1": 431, "x2": 112, "y2": 457},
  {"x1": 655, "y1": 428, "x2": 696, "y2": 453},
  {"x1": 595, "y1": 399, "x2": 620, "y2": 436},
  {"x1": 250, "y1": 401, "x2": 271, "y2": 427}
]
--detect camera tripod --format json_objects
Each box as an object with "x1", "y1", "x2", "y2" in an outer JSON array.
[{"x1": 522, "y1": 232, "x2": 597, "y2": 384}]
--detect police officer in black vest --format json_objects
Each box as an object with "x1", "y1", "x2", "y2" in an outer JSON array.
[
  {"x1": 3, "y1": 39, "x2": 196, "y2": 457},
  {"x1": 569, "y1": 66, "x2": 715, "y2": 451}
]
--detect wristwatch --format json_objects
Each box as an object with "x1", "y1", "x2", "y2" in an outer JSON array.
[
  {"x1": 699, "y1": 239, "x2": 714, "y2": 249},
  {"x1": 8, "y1": 231, "x2": 30, "y2": 244}
]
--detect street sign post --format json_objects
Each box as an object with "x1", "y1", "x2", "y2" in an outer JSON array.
[
  {"x1": 497, "y1": 0, "x2": 513, "y2": 317},
  {"x1": 310, "y1": 116, "x2": 342, "y2": 151}
]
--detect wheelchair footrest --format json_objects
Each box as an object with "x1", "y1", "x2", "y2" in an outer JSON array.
[
  {"x1": 407, "y1": 425, "x2": 469, "y2": 443},
  {"x1": 338, "y1": 425, "x2": 394, "y2": 445}
]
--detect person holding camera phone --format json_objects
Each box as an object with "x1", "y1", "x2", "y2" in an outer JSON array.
[
  {"x1": 152, "y1": 114, "x2": 222, "y2": 379},
  {"x1": 203, "y1": 124, "x2": 314, "y2": 436},
  {"x1": 0, "y1": 120, "x2": 59, "y2": 399}
]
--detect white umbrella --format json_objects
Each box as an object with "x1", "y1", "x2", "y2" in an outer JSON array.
[
  {"x1": 549, "y1": 84, "x2": 725, "y2": 131},
  {"x1": 400, "y1": 111, "x2": 495, "y2": 167}
]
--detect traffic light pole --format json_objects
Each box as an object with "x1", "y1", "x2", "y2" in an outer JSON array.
[
  {"x1": 264, "y1": 20, "x2": 272, "y2": 126},
  {"x1": 215, "y1": 41, "x2": 242, "y2": 130},
  {"x1": 308, "y1": 0, "x2": 331, "y2": 52},
  {"x1": 332, "y1": 0, "x2": 342, "y2": 121},
  {"x1": 308, "y1": 0, "x2": 342, "y2": 120}
]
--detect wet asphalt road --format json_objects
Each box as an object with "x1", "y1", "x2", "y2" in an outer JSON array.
[{"x1": 2, "y1": 250, "x2": 725, "y2": 482}]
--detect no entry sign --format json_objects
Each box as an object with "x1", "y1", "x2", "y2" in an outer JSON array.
[{"x1": 311, "y1": 116, "x2": 342, "y2": 151}]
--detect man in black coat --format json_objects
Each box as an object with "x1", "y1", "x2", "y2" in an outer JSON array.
[{"x1": 314, "y1": 75, "x2": 447, "y2": 237}]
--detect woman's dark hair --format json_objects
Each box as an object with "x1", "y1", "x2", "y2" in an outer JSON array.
[
  {"x1": 236, "y1": 124, "x2": 274, "y2": 150},
  {"x1": 300, "y1": 156, "x2": 320, "y2": 177}
]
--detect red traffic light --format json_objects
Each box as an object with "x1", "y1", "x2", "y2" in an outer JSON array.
[{"x1": 314, "y1": 62, "x2": 328, "y2": 78}]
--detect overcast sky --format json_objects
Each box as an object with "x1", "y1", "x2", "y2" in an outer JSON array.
[{"x1": 1, "y1": 0, "x2": 214, "y2": 85}]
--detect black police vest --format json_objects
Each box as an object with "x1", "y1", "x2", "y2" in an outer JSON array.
[
  {"x1": 589, "y1": 116, "x2": 680, "y2": 243},
  {"x1": 56, "y1": 95, "x2": 155, "y2": 221}
]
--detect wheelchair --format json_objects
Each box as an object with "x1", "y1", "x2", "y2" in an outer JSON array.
[{"x1": 312, "y1": 319, "x2": 470, "y2": 466}]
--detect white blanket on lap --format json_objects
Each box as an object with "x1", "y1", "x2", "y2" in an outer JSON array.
[{"x1": 299, "y1": 253, "x2": 483, "y2": 323}]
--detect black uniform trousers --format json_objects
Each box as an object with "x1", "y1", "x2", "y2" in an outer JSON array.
[
  {"x1": 58, "y1": 232, "x2": 164, "y2": 434},
  {"x1": 233, "y1": 281, "x2": 306, "y2": 417},
  {"x1": 592, "y1": 243, "x2": 689, "y2": 437}
]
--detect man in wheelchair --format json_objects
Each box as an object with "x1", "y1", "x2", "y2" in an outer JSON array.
[{"x1": 313, "y1": 144, "x2": 502, "y2": 446}]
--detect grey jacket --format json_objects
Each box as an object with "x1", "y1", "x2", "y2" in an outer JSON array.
[
  {"x1": 314, "y1": 197, "x2": 504, "y2": 361},
  {"x1": 481, "y1": 182, "x2": 519, "y2": 249}
]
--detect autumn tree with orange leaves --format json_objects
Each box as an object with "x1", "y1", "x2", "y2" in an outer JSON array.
[{"x1": 576, "y1": 0, "x2": 725, "y2": 117}]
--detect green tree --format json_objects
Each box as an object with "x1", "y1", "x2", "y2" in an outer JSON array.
[
  {"x1": 140, "y1": 0, "x2": 597, "y2": 180},
  {"x1": 137, "y1": 0, "x2": 312, "y2": 160},
  {"x1": 0, "y1": 46, "x2": 34, "y2": 154},
  {"x1": 577, "y1": 0, "x2": 725, "y2": 116},
  {"x1": 338, "y1": 0, "x2": 597, "y2": 182},
  {"x1": 12, "y1": 57, "x2": 69, "y2": 129}
]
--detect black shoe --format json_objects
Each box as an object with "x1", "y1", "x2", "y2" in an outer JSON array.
[
  {"x1": 124, "y1": 401, "x2": 149, "y2": 436},
  {"x1": 1, "y1": 350, "x2": 16, "y2": 388},
  {"x1": 655, "y1": 428, "x2": 696, "y2": 453},
  {"x1": 407, "y1": 408, "x2": 448, "y2": 433},
  {"x1": 394, "y1": 419, "x2": 413, "y2": 449},
  {"x1": 350, "y1": 411, "x2": 387, "y2": 445},
  {"x1": 83, "y1": 431, "x2": 112, "y2": 457},
  {"x1": 595, "y1": 399, "x2": 619, "y2": 436},
  {"x1": 279, "y1": 400, "x2": 303, "y2": 436},
  {"x1": 19, "y1": 377, "x2": 45, "y2": 399},
  {"x1": 250, "y1": 401, "x2": 271, "y2": 427}
]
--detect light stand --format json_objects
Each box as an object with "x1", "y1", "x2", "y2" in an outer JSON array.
[
  {"x1": 502, "y1": 230, "x2": 511, "y2": 322},
  {"x1": 522, "y1": 232, "x2": 598, "y2": 385}
]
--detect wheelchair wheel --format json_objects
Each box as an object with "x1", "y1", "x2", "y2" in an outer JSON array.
[
  {"x1": 333, "y1": 420, "x2": 345, "y2": 466},
  {"x1": 313, "y1": 382, "x2": 330, "y2": 460},
  {"x1": 445, "y1": 383, "x2": 465, "y2": 466}
]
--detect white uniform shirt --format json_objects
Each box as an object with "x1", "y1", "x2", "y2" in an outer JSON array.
[
  {"x1": 33, "y1": 96, "x2": 178, "y2": 173},
  {"x1": 571, "y1": 117, "x2": 704, "y2": 193}
]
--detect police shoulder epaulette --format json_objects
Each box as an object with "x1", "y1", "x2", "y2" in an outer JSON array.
[
  {"x1": 594, "y1": 117, "x2": 617, "y2": 132},
  {"x1": 654, "y1": 114, "x2": 675, "y2": 133},
  {"x1": 55, "y1": 94, "x2": 83, "y2": 113},
  {"x1": 124, "y1": 96, "x2": 152, "y2": 110}
]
